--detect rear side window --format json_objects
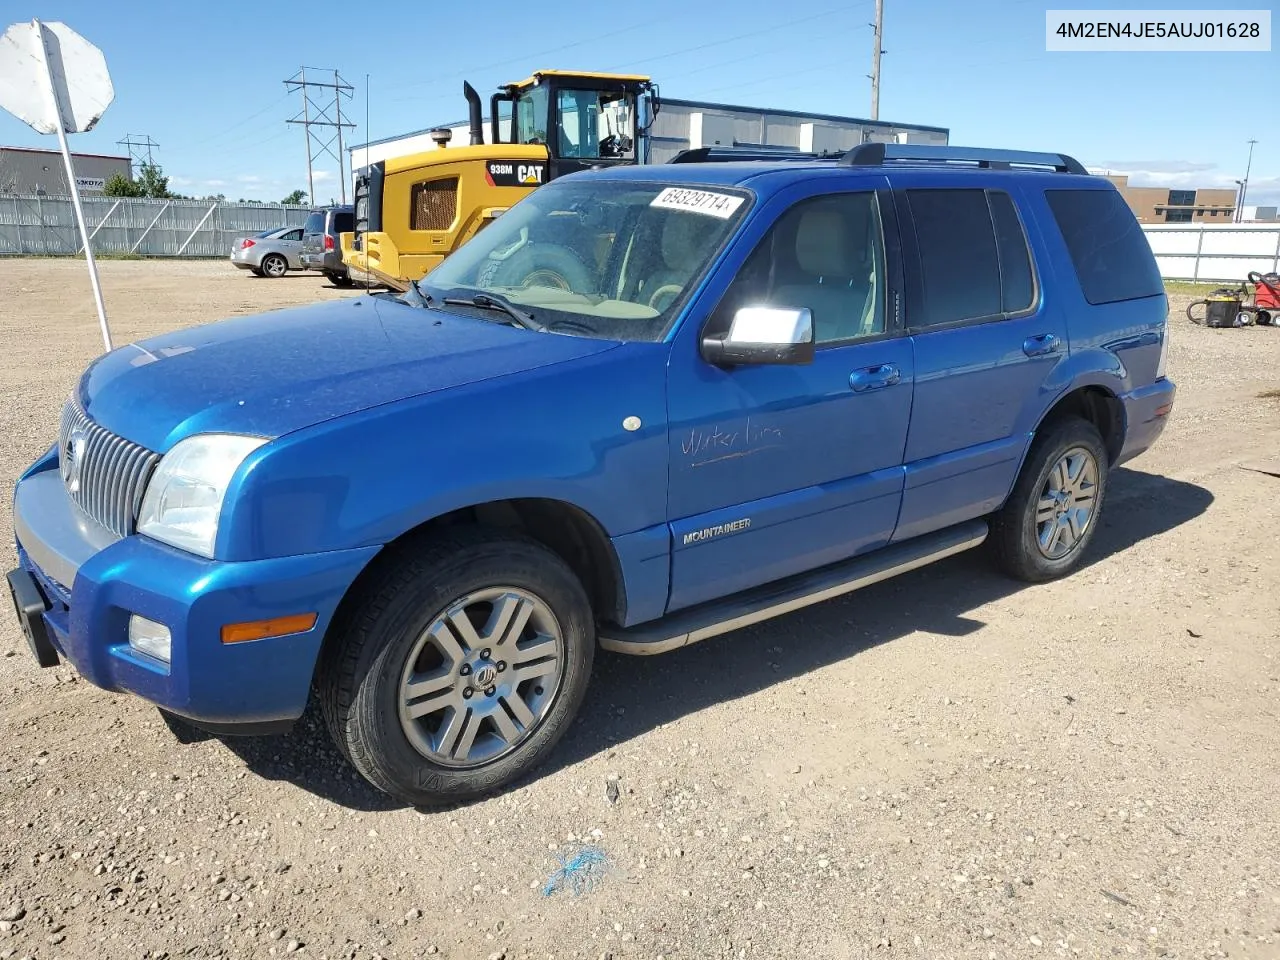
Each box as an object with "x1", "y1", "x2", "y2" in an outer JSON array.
[
  {"x1": 989, "y1": 191, "x2": 1035, "y2": 313},
  {"x1": 332, "y1": 211, "x2": 354, "y2": 233},
  {"x1": 907, "y1": 189, "x2": 1001, "y2": 327},
  {"x1": 1045, "y1": 189, "x2": 1163, "y2": 304},
  {"x1": 302, "y1": 212, "x2": 324, "y2": 234}
]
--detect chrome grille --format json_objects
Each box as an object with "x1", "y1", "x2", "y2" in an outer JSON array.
[{"x1": 58, "y1": 398, "x2": 161, "y2": 538}]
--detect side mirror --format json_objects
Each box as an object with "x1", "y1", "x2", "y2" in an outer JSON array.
[{"x1": 701, "y1": 307, "x2": 815, "y2": 366}]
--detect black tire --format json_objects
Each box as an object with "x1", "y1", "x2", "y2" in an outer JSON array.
[
  {"x1": 990, "y1": 417, "x2": 1109, "y2": 583},
  {"x1": 249, "y1": 267, "x2": 264, "y2": 278},
  {"x1": 261, "y1": 254, "x2": 288, "y2": 278},
  {"x1": 326, "y1": 270, "x2": 355, "y2": 287},
  {"x1": 481, "y1": 243, "x2": 594, "y2": 294},
  {"x1": 317, "y1": 528, "x2": 595, "y2": 807}
]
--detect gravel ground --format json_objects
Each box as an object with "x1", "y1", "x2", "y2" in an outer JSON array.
[{"x1": 1, "y1": 259, "x2": 1279, "y2": 960}]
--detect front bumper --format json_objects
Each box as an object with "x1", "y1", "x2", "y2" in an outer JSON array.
[
  {"x1": 1116, "y1": 377, "x2": 1176, "y2": 465},
  {"x1": 11, "y1": 464, "x2": 378, "y2": 731}
]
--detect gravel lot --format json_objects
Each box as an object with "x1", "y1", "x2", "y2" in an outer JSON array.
[{"x1": 1, "y1": 259, "x2": 1279, "y2": 960}]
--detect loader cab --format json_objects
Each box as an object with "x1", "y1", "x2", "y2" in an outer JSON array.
[{"x1": 491, "y1": 71, "x2": 655, "y2": 180}]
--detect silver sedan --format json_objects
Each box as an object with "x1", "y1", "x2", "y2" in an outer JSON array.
[{"x1": 229, "y1": 226, "x2": 304, "y2": 278}]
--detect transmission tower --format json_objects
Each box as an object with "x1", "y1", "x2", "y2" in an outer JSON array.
[
  {"x1": 117, "y1": 134, "x2": 159, "y2": 171},
  {"x1": 284, "y1": 67, "x2": 355, "y2": 204}
]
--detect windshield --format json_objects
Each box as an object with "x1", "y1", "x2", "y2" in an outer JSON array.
[
  {"x1": 514, "y1": 83, "x2": 549, "y2": 145},
  {"x1": 421, "y1": 179, "x2": 751, "y2": 342},
  {"x1": 556, "y1": 88, "x2": 637, "y2": 160}
]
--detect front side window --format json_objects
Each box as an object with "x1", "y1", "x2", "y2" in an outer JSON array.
[
  {"x1": 422, "y1": 180, "x2": 751, "y2": 342},
  {"x1": 555, "y1": 89, "x2": 636, "y2": 160},
  {"x1": 708, "y1": 192, "x2": 886, "y2": 345},
  {"x1": 514, "y1": 84, "x2": 550, "y2": 145}
]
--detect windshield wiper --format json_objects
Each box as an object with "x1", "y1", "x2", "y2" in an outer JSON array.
[
  {"x1": 398, "y1": 278, "x2": 434, "y2": 309},
  {"x1": 443, "y1": 293, "x2": 546, "y2": 333}
]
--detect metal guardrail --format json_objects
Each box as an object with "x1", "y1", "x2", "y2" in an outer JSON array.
[
  {"x1": 0, "y1": 194, "x2": 310, "y2": 257},
  {"x1": 1142, "y1": 223, "x2": 1280, "y2": 283}
]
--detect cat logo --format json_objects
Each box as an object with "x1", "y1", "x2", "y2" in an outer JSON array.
[{"x1": 485, "y1": 160, "x2": 548, "y2": 188}]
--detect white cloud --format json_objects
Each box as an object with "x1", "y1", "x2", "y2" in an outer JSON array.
[{"x1": 311, "y1": 170, "x2": 334, "y2": 183}]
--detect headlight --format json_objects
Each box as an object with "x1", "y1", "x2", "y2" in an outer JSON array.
[{"x1": 137, "y1": 434, "x2": 266, "y2": 558}]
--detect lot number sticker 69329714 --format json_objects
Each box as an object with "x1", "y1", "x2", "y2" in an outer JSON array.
[{"x1": 650, "y1": 187, "x2": 745, "y2": 219}]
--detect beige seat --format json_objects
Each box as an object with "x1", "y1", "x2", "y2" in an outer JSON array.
[
  {"x1": 635, "y1": 214, "x2": 718, "y2": 311},
  {"x1": 771, "y1": 203, "x2": 878, "y2": 342}
]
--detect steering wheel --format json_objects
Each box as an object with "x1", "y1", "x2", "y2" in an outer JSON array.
[{"x1": 647, "y1": 283, "x2": 684, "y2": 312}]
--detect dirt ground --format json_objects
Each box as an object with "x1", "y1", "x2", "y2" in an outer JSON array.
[{"x1": 1, "y1": 258, "x2": 1279, "y2": 960}]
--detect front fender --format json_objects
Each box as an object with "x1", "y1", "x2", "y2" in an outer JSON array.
[{"x1": 218, "y1": 343, "x2": 670, "y2": 560}]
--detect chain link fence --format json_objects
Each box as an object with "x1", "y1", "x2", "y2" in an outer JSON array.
[{"x1": 0, "y1": 195, "x2": 311, "y2": 257}]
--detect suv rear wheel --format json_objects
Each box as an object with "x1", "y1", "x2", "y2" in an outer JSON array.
[
  {"x1": 991, "y1": 417, "x2": 1109, "y2": 582},
  {"x1": 318, "y1": 529, "x2": 595, "y2": 806}
]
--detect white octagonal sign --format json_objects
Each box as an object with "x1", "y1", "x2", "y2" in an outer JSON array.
[{"x1": 0, "y1": 20, "x2": 114, "y2": 134}]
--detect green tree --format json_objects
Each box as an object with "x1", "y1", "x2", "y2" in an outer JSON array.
[
  {"x1": 136, "y1": 163, "x2": 173, "y2": 199},
  {"x1": 281, "y1": 189, "x2": 308, "y2": 206},
  {"x1": 102, "y1": 171, "x2": 143, "y2": 198}
]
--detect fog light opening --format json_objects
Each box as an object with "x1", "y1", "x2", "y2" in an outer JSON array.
[{"x1": 128, "y1": 615, "x2": 172, "y2": 664}]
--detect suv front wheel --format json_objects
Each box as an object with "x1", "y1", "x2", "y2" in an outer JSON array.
[
  {"x1": 991, "y1": 417, "x2": 1109, "y2": 582},
  {"x1": 318, "y1": 529, "x2": 595, "y2": 806}
]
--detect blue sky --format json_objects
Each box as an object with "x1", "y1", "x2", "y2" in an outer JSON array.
[{"x1": 2, "y1": 0, "x2": 1276, "y2": 206}]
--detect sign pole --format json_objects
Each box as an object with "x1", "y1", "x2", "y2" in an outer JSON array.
[{"x1": 33, "y1": 18, "x2": 112, "y2": 352}]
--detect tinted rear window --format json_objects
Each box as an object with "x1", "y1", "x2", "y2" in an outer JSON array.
[
  {"x1": 908, "y1": 188, "x2": 1001, "y2": 326},
  {"x1": 302, "y1": 212, "x2": 324, "y2": 234},
  {"x1": 332, "y1": 212, "x2": 354, "y2": 233},
  {"x1": 1045, "y1": 189, "x2": 1163, "y2": 305},
  {"x1": 988, "y1": 190, "x2": 1034, "y2": 313}
]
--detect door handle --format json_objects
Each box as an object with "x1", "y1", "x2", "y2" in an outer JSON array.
[
  {"x1": 849, "y1": 363, "x2": 902, "y2": 392},
  {"x1": 1022, "y1": 333, "x2": 1061, "y2": 357}
]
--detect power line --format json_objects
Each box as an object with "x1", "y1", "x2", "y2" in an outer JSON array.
[
  {"x1": 186, "y1": 92, "x2": 293, "y2": 149},
  {"x1": 285, "y1": 67, "x2": 355, "y2": 205},
  {"x1": 606, "y1": 2, "x2": 870, "y2": 72}
]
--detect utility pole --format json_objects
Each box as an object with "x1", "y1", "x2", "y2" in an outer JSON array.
[
  {"x1": 116, "y1": 133, "x2": 158, "y2": 171},
  {"x1": 284, "y1": 66, "x2": 355, "y2": 205},
  {"x1": 1238, "y1": 138, "x2": 1258, "y2": 222},
  {"x1": 334, "y1": 70, "x2": 346, "y2": 201},
  {"x1": 869, "y1": 0, "x2": 884, "y2": 120}
]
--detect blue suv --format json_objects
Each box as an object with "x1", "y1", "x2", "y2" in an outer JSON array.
[{"x1": 8, "y1": 144, "x2": 1175, "y2": 806}]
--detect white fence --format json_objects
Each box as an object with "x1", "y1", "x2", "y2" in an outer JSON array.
[
  {"x1": 0, "y1": 194, "x2": 310, "y2": 257},
  {"x1": 1142, "y1": 223, "x2": 1280, "y2": 283}
]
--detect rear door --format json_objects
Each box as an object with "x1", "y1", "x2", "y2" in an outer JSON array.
[
  {"x1": 280, "y1": 228, "x2": 304, "y2": 267},
  {"x1": 893, "y1": 181, "x2": 1068, "y2": 542}
]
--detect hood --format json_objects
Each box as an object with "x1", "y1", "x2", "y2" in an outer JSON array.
[{"x1": 80, "y1": 296, "x2": 619, "y2": 452}]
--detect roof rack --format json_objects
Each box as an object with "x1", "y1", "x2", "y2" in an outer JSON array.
[
  {"x1": 668, "y1": 142, "x2": 1088, "y2": 175},
  {"x1": 668, "y1": 146, "x2": 841, "y2": 164},
  {"x1": 841, "y1": 143, "x2": 1087, "y2": 174}
]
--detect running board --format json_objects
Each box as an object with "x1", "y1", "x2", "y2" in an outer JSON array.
[{"x1": 599, "y1": 519, "x2": 988, "y2": 656}]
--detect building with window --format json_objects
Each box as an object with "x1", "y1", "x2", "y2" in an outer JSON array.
[
  {"x1": 1105, "y1": 174, "x2": 1236, "y2": 223},
  {"x1": 0, "y1": 144, "x2": 131, "y2": 196}
]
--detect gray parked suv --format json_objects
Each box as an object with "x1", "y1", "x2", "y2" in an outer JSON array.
[{"x1": 300, "y1": 204, "x2": 355, "y2": 286}]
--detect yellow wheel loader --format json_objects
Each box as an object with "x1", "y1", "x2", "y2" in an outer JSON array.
[{"x1": 341, "y1": 70, "x2": 655, "y2": 290}]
